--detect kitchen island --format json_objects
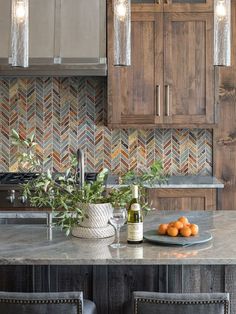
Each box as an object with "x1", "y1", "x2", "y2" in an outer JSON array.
[{"x1": 0, "y1": 210, "x2": 235, "y2": 313}]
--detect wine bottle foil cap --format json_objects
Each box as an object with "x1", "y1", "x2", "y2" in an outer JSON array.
[{"x1": 132, "y1": 185, "x2": 139, "y2": 198}]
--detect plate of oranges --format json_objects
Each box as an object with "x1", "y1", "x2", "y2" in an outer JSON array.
[{"x1": 144, "y1": 216, "x2": 212, "y2": 246}]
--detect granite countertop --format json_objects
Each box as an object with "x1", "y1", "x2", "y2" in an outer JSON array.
[
  {"x1": 0, "y1": 210, "x2": 234, "y2": 265},
  {"x1": 145, "y1": 176, "x2": 224, "y2": 189},
  {"x1": 106, "y1": 176, "x2": 224, "y2": 189}
]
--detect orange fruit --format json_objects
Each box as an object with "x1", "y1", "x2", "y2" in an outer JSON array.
[
  {"x1": 190, "y1": 224, "x2": 199, "y2": 236},
  {"x1": 158, "y1": 223, "x2": 169, "y2": 235},
  {"x1": 167, "y1": 226, "x2": 179, "y2": 237},
  {"x1": 184, "y1": 223, "x2": 191, "y2": 227},
  {"x1": 169, "y1": 221, "x2": 176, "y2": 227},
  {"x1": 178, "y1": 216, "x2": 189, "y2": 225},
  {"x1": 173, "y1": 221, "x2": 184, "y2": 230},
  {"x1": 180, "y1": 226, "x2": 192, "y2": 237}
]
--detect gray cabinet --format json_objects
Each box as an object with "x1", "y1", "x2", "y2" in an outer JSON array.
[{"x1": 0, "y1": 0, "x2": 106, "y2": 75}]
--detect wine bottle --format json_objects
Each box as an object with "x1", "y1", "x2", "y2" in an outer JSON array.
[{"x1": 127, "y1": 185, "x2": 143, "y2": 244}]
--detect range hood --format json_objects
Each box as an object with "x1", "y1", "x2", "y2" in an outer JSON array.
[
  {"x1": 0, "y1": 0, "x2": 106, "y2": 77},
  {"x1": 0, "y1": 59, "x2": 107, "y2": 77}
]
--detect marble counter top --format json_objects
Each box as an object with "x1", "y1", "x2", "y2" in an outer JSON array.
[
  {"x1": 145, "y1": 176, "x2": 224, "y2": 189},
  {"x1": 0, "y1": 210, "x2": 234, "y2": 265},
  {"x1": 106, "y1": 176, "x2": 224, "y2": 189}
]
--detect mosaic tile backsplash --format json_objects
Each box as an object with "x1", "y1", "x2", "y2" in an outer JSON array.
[{"x1": 0, "y1": 77, "x2": 212, "y2": 175}]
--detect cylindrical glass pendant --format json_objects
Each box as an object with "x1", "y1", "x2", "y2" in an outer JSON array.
[
  {"x1": 214, "y1": 0, "x2": 231, "y2": 66},
  {"x1": 11, "y1": 0, "x2": 29, "y2": 67},
  {"x1": 113, "y1": 0, "x2": 131, "y2": 66}
]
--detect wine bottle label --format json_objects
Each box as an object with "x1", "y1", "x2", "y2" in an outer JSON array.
[
  {"x1": 130, "y1": 203, "x2": 141, "y2": 211},
  {"x1": 127, "y1": 223, "x2": 143, "y2": 241}
]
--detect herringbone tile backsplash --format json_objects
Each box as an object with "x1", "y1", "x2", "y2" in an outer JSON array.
[{"x1": 0, "y1": 77, "x2": 212, "y2": 175}]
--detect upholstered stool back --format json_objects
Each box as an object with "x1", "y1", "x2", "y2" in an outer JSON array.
[
  {"x1": 0, "y1": 291, "x2": 97, "y2": 314},
  {"x1": 132, "y1": 292, "x2": 230, "y2": 314}
]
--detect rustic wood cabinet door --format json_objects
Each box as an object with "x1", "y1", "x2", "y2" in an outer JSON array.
[
  {"x1": 163, "y1": 13, "x2": 215, "y2": 125},
  {"x1": 108, "y1": 12, "x2": 163, "y2": 127},
  {"x1": 148, "y1": 189, "x2": 217, "y2": 210}
]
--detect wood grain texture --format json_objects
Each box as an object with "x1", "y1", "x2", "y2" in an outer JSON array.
[
  {"x1": 0, "y1": 265, "x2": 235, "y2": 314},
  {"x1": 164, "y1": 12, "x2": 214, "y2": 124},
  {"x1": 107, "y1": 1, "x2": 216, "y2": 127},
  {"x1": 131, "y1": 0, "x2": 213, "y2": 12},
  {"x1": 214, "y1": 0, "x2": 236, "y2": 210},
  {"x1": 107, "y1": 8, "x2": 161, "y2": 125},
  {"x1": 147, "y1": 188, "x2": 217, "y2": 210}
]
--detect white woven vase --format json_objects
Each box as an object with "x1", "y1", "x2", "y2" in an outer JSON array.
[{"x1": 79, "y1": 203, "x2": 113, "y2": 228}]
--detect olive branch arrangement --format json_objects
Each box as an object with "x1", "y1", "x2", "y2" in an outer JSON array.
[{"x1": 11, "y1": 130, "x2": 167, "y2": 235}]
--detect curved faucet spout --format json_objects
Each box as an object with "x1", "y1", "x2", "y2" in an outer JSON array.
[{"x1": 77, "y1": 149, "x2": 85, "y2": 188}]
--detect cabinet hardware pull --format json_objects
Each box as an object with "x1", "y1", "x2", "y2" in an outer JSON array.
[
  {"x1": 156, "y1": 85, "x2": 161, "y2": 116},
  {"x1": 165, "y1": 85, "x2": 170, "y2": 116}
]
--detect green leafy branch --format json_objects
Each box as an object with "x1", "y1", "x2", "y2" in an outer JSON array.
[
  {"x1": 12, "y1": 130, "x2": 168, "y2": 235},
  {"x1": 11, "y1": 129, "x2": 42, "y2": 172}
]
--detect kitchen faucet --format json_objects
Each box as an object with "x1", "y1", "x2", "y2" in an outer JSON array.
[{"x1": 76, "y1": 149, "x2": 85, "y2": 188}]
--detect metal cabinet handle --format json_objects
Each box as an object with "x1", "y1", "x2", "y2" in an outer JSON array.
[
  {"x1": 165, "y1": 85, "x2": 170, "y2": 116},
  {"x1": 156, "y1": 85, "x2": 161, "y2": 116}
]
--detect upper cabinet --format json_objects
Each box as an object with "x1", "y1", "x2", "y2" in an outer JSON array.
[
  {"x1": 0, "y1": 0, "x2": 106, "y2": 76},
  {"x1": 131, "y1": 0, "x2": 213, "y2": 12},
  {"x1": 107, "y1": 0, "x2": 216, "y2": 128},
  {"x1": 164, "y1": 13, "x2": 214, "y2": 124}
]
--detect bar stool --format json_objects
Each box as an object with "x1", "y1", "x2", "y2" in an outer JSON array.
[
  {"x1": 132, "y1": 292, "x2": 230, "y2": 314},
  {"x1": 0, "y1": 291, "x2": 97, "y2": 314}
]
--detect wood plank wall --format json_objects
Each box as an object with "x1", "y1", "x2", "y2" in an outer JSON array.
[
  {"x1": 214, "y1": 0, "x2": 236, "y2": 209},
  {"x1": 0, "y1": 265, "x2": 235, "y2": 314}
]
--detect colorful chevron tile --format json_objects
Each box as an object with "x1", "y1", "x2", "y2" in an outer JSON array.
[{"x1": 0, "y1": 77, "x2": 212, "y2": 175}]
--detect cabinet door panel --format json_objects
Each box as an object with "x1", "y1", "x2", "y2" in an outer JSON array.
[
  {"x1": 108, "y1": 12, "x2": 163, "y2": 126},
  {"x1": 164, "y1": 13, "x2": 214, "y2": 124},
  {"x1": 131, "y1": 0, "x2": 163, "y2": 13},
  {"x1": 164, "y1": 0, "x2": 213, "y2": 13},
  {"x1": 148, "y1": 189, "x2": 217, "y2": 210},
  {"x1": 155, "y1": 197, "x2": 205, "y2": 210}
]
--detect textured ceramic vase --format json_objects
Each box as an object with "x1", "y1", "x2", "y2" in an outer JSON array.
[
  {"x1": 72, "y1": 203, "x2": 115, "y2": 239},
  {"x1": 79, "y1": 203, "x2": 113, "y2": 228}
]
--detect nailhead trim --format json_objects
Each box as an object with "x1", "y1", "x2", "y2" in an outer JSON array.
[
  {"x1": 134, "y1": 297, "x2": 229, "y2": 314},
  {"x1": 0, "y1": 298, "x2": 82, "y2": 313}
]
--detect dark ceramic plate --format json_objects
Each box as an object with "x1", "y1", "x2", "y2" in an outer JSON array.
[{"x1": 143, "y1": 230, "x2": 212, "y2": 246}]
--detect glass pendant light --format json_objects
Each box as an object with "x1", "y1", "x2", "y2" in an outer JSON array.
[
  {"x1": 10, "y1": 0, "x2": 29, "y2": 67},
  {"x1": 214, "y1": 0, "x2": 231, "y2": 66},
  {"x1": 113, "y1": 0, "x2": 131, "y2": 66}
]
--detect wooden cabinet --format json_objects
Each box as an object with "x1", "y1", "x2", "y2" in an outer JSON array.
[
  {"x1": 108, "y1": 1, "x2": 215, "y2": 127},
  {"x1": 164, "y1": 13, "x2": 214, "y2": 124},
  {"x1": 147, "y1": 188, "x2": 217, "y2": 210},
  {"x1": 108, "y1": 12, "x2": 163, "y2": 125},
  {"x1": 131, "y1": 0, "x2": 213, "y2": 12},
  {"x1": 0, "y1": 0, "x2": 106, "y2": 75}
]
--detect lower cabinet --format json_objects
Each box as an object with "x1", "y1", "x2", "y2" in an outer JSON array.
[{"x1": 147, "y1": 189, "x2": 217, "y2": 210}]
